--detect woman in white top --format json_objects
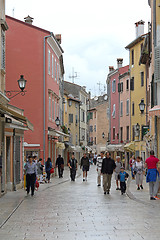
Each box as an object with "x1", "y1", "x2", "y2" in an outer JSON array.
[{"x1": 134, "y1": 156, "x2": 144, "y2": 190}]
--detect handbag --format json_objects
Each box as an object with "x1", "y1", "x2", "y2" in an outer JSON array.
[
  {"x1": 50, "y1": 168, "x2": 54, "y2": 174},
  {"x1": 61, "y1": 164, "x2": 64, "y2": 170}
]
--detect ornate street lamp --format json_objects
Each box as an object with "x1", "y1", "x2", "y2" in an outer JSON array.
[
  {"x1": 139, "y1": 99, "x2": 145, "y2": 114},
  {"x1": 55, "y1": 117, "x2": 60, "y2": 127},
  {"x1": 5, "y1": 75, "x2": 27, "y2": 99}
]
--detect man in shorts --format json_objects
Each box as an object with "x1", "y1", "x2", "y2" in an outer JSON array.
[
  {"x1": 114, "y1": 156, "x2": 122, "y2": 190},
  {"x1": 81, "y1": 153, "x2": 90, "y2": 181}
]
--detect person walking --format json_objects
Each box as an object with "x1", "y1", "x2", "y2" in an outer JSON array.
[
  {"x1": 101, "y1": 152, "x2": 116, "y2": 194},
  {"x1": 56, "y1": 154, "x2": 64, "y2": 178},
  {"x1": 129, "y1": 155, "x2": 135, "y2": 179},
  {"x1": 81, "y1": 153, "x2": 90, "y2": 181},
  {"x1": 114, "y1": 156, "x2": 122, "y2": 190},
  {"x1": 118, "y1": 167, "x2": 129, "y2": 195},
  {"x1": 134, "y1": 156, "x2": 144, "y2": 190},
  {"x1": 25, "y1": 156, "x2": 37, "y2": 196},
  {"x1": 96, "y1": 152, "x2": 104, "y2": 187},
  {"x1": 45, "y1": 157, "x2": 52, "y2": 183},
  {"x1": 93, "y1": 152, "x2": 97, "y2": 165},
  {"x1": 145, "y1": 150, "x2": 159, "y2": 200},
  {"x1": 37, "y1": 158, "x2": 44, "y2": 183},
  {"x1": 68, "y1": 153, "x2": 78, "y2": 181}
]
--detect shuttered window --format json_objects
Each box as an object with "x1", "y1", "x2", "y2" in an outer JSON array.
[{"x1": 1, "y1": 30, "x2": 5, "y2": 69}]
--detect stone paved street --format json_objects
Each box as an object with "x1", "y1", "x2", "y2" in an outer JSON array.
[{"x1": 1, "y1": 166, "x2": 160, "y2": 240}]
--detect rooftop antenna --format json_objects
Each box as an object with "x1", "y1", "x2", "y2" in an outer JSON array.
[
  {"x1": 12, "y1": 8, "x2": 15, "y2": 17},
  {"x1": 69, "y1": 67, "x2": 78, "y2": 83},
  {"x1": 97, "y1": 81, "x2": 103, "y2": 96}
]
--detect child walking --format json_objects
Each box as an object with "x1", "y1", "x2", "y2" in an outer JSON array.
[{"x1": 118, "y1": 167, "x2": 129, "y2": 195}]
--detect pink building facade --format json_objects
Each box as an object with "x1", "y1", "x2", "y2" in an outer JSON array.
[
  {"x1": 6, "y1": 16, "x2": 64, "y2": 165},
  {"x1": 107, "y1": 59, "x2": 129, "y2": 158}
]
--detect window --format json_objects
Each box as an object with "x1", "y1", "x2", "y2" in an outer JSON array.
[
  {"x1": 48, "y1": 50, "x2": 51, "y2": 75},
  {"x1": 126, "y1": 99, "x2": 129, "y2": 115},
  {"x1": 55, "y1": 101, "x2": 56, "y2": 119},
  {"x1": 112, "y1": 104, "x2": 115, "y2": 118},
  {"x1": 126, "y1": 126, "x2": 129, "y2": 141},
  {"x1": 55, "y1": 58, "x2": 56, "y2": 81},
  {"x1": 126, "y1": 79, "x2": 129, "y2": 90},
  {"x1": 90, "y1": 125, "x2": 93, "y2": 132},
  {"x1": 94, "y1": 125, "x2": 96, "y2": 132},
  {"x1": 118, "y1": 82, "x2": 123, "y2": 93},
  {"x1": 132, "y1": 125, "x2": 135, "y2": 141},
  {"x1": 141, "y1": 72, "x2": 144, "y2": 87},
  {"x1": 52, "y1": 99, "x2": 54, "y2": 120},
  {"x1": 120, "y1": 127, "x2": 123, "y2": 142},
  {"x1": 112, "y1": 79, "x2": 116, "y2": 93},
  {"x1": 69, "y1": 114, "x2": 73, "y2": 124},
  {"x1": 49, "y1": 97, "x2": 51, "y2": 119},
  {"x1": 1, "y1": 30, "x2": 5, "y2": 69},
  {"x1": 76, "y1": 133, "x2": 78, "y2": 145},
  {"x1": 141, "y1": 43, "x2": 143, "y2": 54},
  {"x1": 130, "y1": 77, "x2": 134, "y2": 90},
  {"x1": 132, "y1": 102, "x2": 134, "y2": 116},
  {"x1": 69, "y1": 100, "x2": 72, "y2": 107},
  {"x1": 94, "y1": 137, "x2": 96, "y2": 145},
  {"x1": 120, "y1": 101, "x2": 123, "y2": 117},
  {"x1": 131, "y1": 49, "x2": 134, "y2": 65},
  {"x1": 113, "y1": 127, "x2": 115, "y2": 140},
  {"x1": 57, "y1": 63, "x2": 59, "y2": 84},
  {"x1": 81, "y1": 110, "x2": 85, "y2": 122},
  {"x1": 75, "y1": 115, "x2": 78, "y2": 125},
  {"x1": 52, "y1": 54, "x2": 54, "y2": 78},
  {"x1": 94, "y1": 112, "x2": 96, "y2": 118}
]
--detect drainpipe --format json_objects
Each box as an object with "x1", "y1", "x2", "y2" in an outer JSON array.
[
  {"x1": 43, "y1": 33, "x2": 52, "y2": 163},
  {"x1": 13, "y1": 128, "x2": 16, "y2": 191}
]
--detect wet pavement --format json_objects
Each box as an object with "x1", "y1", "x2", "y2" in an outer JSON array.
[{"x1": 0, "y1": 165, "x2": 160, "y2": 240}]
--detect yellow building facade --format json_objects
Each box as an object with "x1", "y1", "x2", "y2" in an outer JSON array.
[{"x1": 125, "y1": 21, "x2": 148, "y2": 160}]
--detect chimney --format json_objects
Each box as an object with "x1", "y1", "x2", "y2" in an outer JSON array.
[
  {"x1": 117, "y1": 58, "x2": 123, "y2": 69},
  {"x1": 135, "y1": 20, "x2": 145, "y2": 38},
  {"x1": 109, "y1": 66, "x2": 114, "y2": 72},
  {"x1": 55, "y1": 34, "x2": 61, "y2": 44},
  {"x1": 24, "y1": 15, "x2": 34, "y2": 24}
]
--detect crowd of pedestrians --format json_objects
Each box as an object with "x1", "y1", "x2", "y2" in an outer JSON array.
[{"x1": 24, "y1": 149, "x2": 160, "y2": 200}]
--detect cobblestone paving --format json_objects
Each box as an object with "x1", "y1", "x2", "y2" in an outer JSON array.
[{"x1": 0, "y1": 166, "x2": 160, "y2": 240}]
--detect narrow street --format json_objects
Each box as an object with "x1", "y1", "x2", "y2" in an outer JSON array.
[{"x1": 1, "y1": 166, "x2": 160, "y2": 240}]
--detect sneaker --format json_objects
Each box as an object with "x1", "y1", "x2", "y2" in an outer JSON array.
[
  {"x1": 97, "y1": 184, "x2": 101, "y2": 187},
  {"x1": 116, "y1": 187, "x2": 119, "y2": 190},
  {"x1": 150, "y1": 197, "x2": 156, "y2": 200},
  {"x1": 140, "y1": 185, "x2": 143, "y2": 189},
  {"x1": 104, "y1": 192, "x2": 106, "y2": 195},
  {"x1": 83, "y1": 179, "x2": 85, "y2": 182},
  {"x1": 137, "y1": 187, "x2": 140, "y2": 190},
  {"x1": 107, "y1": 191, "x2": 110, "y2": 194}
]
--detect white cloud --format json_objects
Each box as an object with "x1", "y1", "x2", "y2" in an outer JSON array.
[{"x1": 6, "y1": 0, "x2": 151, "y2": 96}]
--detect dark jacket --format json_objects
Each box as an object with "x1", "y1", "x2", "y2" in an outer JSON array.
[
  {"x1": 101, "y1": 157, "x2": 116, "y2": 174},
  {"x1": 56, "y1": 157, "x2": 64, "y2": 166},
  {"x1": 81, "y1": 157, "x2": 89, "y2": 167}
]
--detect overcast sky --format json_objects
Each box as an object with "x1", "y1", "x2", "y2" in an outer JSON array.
[{"x1": 6, "y1": 0, "x2": 151, "y2": 97}]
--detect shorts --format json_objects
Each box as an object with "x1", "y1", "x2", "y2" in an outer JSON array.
[
  {"x1": 83, "y1": 166, "x2": 89, "y2": 172},
  {"x1": 115, "y1": 172, "x2": 119, "y2": 180}
]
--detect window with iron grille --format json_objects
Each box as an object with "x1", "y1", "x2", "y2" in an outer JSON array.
[
  {"x1": 113, "y1": 127, "x2": 115, "y2": 140},
  {"x1": 126, "y1": 79, "x2": 129, "y2": 90},
  {"x1": 131, "y1": 49, "x2": 134, "y2": 65}
]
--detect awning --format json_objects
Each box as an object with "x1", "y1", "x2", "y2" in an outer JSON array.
[
  {"x1": 149, "y1": 105, "x2": 160, "y2": 117},
  {"x1": 124, "y1": 142, "x2": 135, "y2": 152},
  {"x1": 48, "y1": 128, "x2": 69, "y2": 138},
  {"x1": 106, "y1": 144, "x2": 124, "y2": 152},
  {"x1": 0, "y1": 104, "x2": 34, "y2": 131},
  {"x1": 56, "y1": 142, "x2": 65, "y2": 149}
]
